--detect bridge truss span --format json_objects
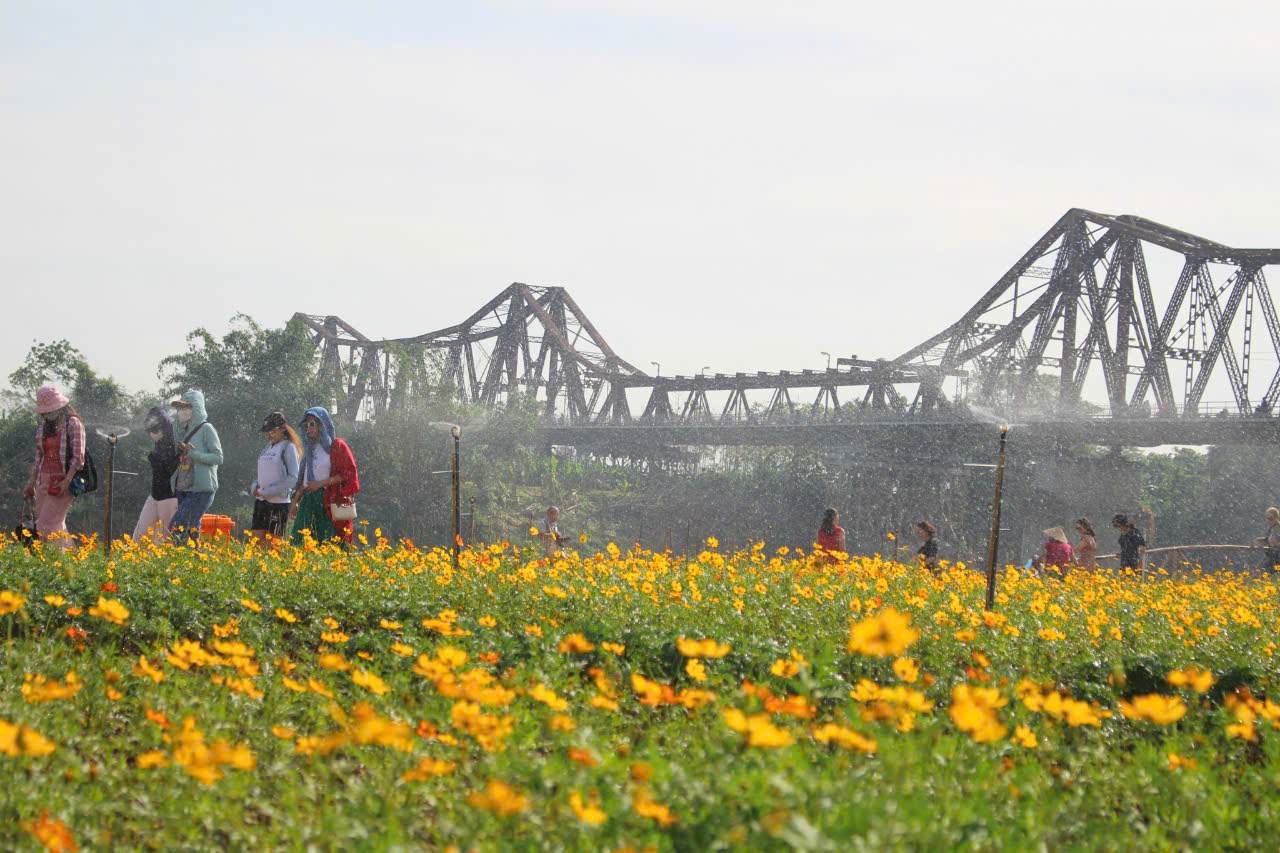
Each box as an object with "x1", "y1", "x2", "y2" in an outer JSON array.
[{"x1": 297, "y1": 208, "x2": 1280, "y2": 441}]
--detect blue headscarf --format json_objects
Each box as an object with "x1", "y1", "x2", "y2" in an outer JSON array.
[{"x1": 301, "y1": 406, "x2": 336, "y2": 482}]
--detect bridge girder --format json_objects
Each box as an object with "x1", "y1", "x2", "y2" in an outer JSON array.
[{"x1": 295, "y1": 208, "x2": 1280, "y2": 441}]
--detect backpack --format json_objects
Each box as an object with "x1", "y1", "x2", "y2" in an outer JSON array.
[{"x1": 64, "y1": 420, "x2": 98, "y2": 496}]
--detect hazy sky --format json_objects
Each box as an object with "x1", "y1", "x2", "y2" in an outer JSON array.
[{"x1": 4, "y1": 1, "x2": 1279, "y2": 396}]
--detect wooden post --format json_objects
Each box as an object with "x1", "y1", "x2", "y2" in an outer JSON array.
[
  {"x1": 984, "y1": 426, "x2": 1009, "y2": 610},
  {"x1": 451, "y1": 426, "x2": 461, "y2": 567}
]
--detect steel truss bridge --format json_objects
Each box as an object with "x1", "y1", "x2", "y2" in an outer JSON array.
[{"x1": 296, "y1": 209, "x2": 1280, "y2": 447}]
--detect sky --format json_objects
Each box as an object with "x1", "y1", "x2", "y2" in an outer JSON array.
[{"x1": 3, "y1": 0, "x2": 1280, "y2": 398}]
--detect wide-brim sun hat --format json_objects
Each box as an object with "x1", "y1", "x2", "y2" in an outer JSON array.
[
  {"x1": 1043, "y1": 526, "x2": 1069, "y2": 544},
  {"x1": 35, "y1": 384, "x2": 70, "y2": 414}
]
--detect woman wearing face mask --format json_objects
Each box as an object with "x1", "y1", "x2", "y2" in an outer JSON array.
[
  {"x1": 248, "y1": 412, "x2": 302, "y2": 540},
  {"x1": 132, "y1": 407, "x2": 180, "y2": 542},
  {"x1": 290, "y1": 407, "x2": 359, "y2": 546},
  {"x1": 167, "y1": 389, "x2": 223, "y2": 543},
  {"x1": 21, "y1": 384, "x2": 86, "y2": 546}
]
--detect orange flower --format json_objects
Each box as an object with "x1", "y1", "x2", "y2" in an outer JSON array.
[{"x1": 24, "y1": 810, "x2": 77, "y2": 852}]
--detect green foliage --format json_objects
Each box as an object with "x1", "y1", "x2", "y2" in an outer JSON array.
[
  {"x1": 1, "y1": 543, "x2": 1279, "y2": 848},
  {"x1": 156, "y1": 316, "x2": 331, "y2": 525}
]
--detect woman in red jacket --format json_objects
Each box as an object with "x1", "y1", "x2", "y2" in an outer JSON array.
[
  {"x1": 289, "y1": 406, "x2": 360, "y2": 545},
  {"x1": 816, "y1": 508, "x2": 846, "y2": 562}
]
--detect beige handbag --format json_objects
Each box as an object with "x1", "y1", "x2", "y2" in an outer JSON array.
[{"x1": 329, "y1": 499, "x2": 357, "y2": 521}]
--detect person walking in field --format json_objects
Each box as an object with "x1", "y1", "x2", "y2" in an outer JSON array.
[
  {"x1": 1033, "y1": 527, "x2": 1075, "y2": 576},
  {"x1": 248, "y1": 412, "x2": 301, "y2": 540},
  {"x1": 1254, "y1": 507, "x2": 1280, "y2": 573},
  {"x1": 21, "y1": 384, "x2": 86, "y2": 546},
  {"x1": 538, "y1": 505, "x2": 564, "y2": 556},
  {"x1": 915, "y1": 520, "x2": 939, "y2": 571},
  {"x1": 132, "y1": 407, "x2": 179, "y2": 542},
  {"x1": 1074, "y1": 518, "x2": 1098, "y2": 570},
  {"x1": 290, "y1": 407, "x2": 359, "y2": 545},
  {"x1": 1113, "y1": 513, "x2": 1146, "y2": 570},
  {"x1": 816, "y1": 508, "x2": 846, "y2": 562},
  {"x1": 167, "y1": 390, "x2": 223, "y2": 543}
]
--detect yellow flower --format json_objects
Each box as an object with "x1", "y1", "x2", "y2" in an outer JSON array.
[
  {"x1": 1012, "y1": 725, "x2": 1038, "y2": 748},
  {"x1": 949, "y1": 684, "x2": 1007, "y2": 743},
  {"x1": 548, "y1": 713, "x2": 576, "y2": 731},
  {"x1": 1167, "y1": 667, "x2": 1215, "y2": 693},
  {"x1": 136, "y1": 749, "x2": 168, "y2": 768},
  {"x1": 558, "y1": 633, "x2": 595, "y2": 654},
  {"x1": 1118, "y1": 694, "x2": 1187, "y2": 725},
  {"x1": 676, "y1": 637, "x2": 731, "y2": 659},
  {"x1": 1, "y1": 719, "x2": 57, "y2": 757},
  {"x1": 271, "y1": 726, "x2": 295, "y2": 740},
  {"x1": 275, "y1": 608, "x2": 297, "y2": 624},
  {"x1": 601, "y1": 642, "x2": 625, "y2": 656},
  {"x1": 317, "y1": 653, "x2": 351, "y2": 672},
  {"x1": 351, "y1": 668, "x2": 390, "y2": 696},
  {"x1": 320, "y1": 630, "x2": 350, "y2": 644},
  {"x1": 402, "y1": 756, "x2": 456, "y2": 782},
  {"x1": 528, "y1": 683, "x2": 568, "y2": 711},
  {"x1": 378, "y1": 619, "x2": 402, "y2": 630},
  {"x1": 468, "y1": 779, "x2": 529, "y2": 816},
  {"x1": 1227, "y1": 720, "x2": 1256, "y2": 741},
  {"x1": 132, "y1": 656, "x2": 165, "y2": 684},
  {"x1": 240, "y1": 598, "x2": 262, "y2": 613},
  {"x1": 812, "y1": 723, "x2": 877, "y2": 753},
  {"x1": 390, "y1": 642, "x2": 415, "y2": 658},
  {"x1": 770, "y1": 658, "x2": 800, "y2": 678},
  {"x1": 22, "y1": 672, "x2": 83, "y2": 704},
  {"x1": 633, "y1": 792, "x2": 677, "y2": 826},
  {"x1": 569, "y1": 790, "x2": 607, "y2": 826},
  {"x1": 685, "y1": 659, "x2": 708, "y2": 682},
  {"x1": 893, "y1": 657, "x2": 919, "y2": 683},
  {"x1": 478, "y1": 615, "x2": 497, "y2": 628},
  {"x1": 43, "y1": 594, "x2": 65, "y2": 607},
  {"x1": 723, "y1": 708, "x2": 793, "y2": 748},
  {"x1": 0, "y1": 590, "x2": 26, "y2": 615},
  {"x1": 88, "y1": 596, "x2": 128, "y2": 626},
  {"x1": 848, "y1": 608, "x2": 919, "y2": 657},
  {"x1": 1167, "y1": 752, "x2": 1197, "y2": 770}
]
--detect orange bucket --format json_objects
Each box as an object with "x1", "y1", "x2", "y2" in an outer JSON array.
[{"x1": 200, "y1": 514, "x2": 236, "y2": 537}]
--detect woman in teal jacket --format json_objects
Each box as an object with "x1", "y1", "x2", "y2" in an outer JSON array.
[{"x1": 167, "y1": 389, "x2": 224, "y2": 542}]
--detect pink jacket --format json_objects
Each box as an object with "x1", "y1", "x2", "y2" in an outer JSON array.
[
  {"x1": 1043, "y1": 539, "x2": 1074, "y2": 568},
  {"x1": 30, "y1": 415, "x2": 85, "y2": 481}
]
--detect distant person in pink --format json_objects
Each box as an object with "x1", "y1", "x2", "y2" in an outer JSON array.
[
  {"x1": 1035, "y1": 526, "x2": 1075, "y2": 576},
  {"x1": 21, "y1": 384, "x2": 86, "y2": 546}
]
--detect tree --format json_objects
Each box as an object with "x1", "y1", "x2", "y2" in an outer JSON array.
[
  {"x1": 157, "y1": 315, "x2": 329, "y2": 521},
  {"x1": 5, "y1": 339, "x2": 132, "y2": 421}
]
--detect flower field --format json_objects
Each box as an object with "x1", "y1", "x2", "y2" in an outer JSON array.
[{"x1": 3, "y1": 534, "x2": 1280, "y2": 850}]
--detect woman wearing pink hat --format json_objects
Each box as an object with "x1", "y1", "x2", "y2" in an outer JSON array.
[{"x1": 21, "y1": 384, "x2": 86, "y2": 545}]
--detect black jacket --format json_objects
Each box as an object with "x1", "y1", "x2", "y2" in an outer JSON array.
[{"x1": 144, "y1": 408, "x2": 180, "y2": 501}]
